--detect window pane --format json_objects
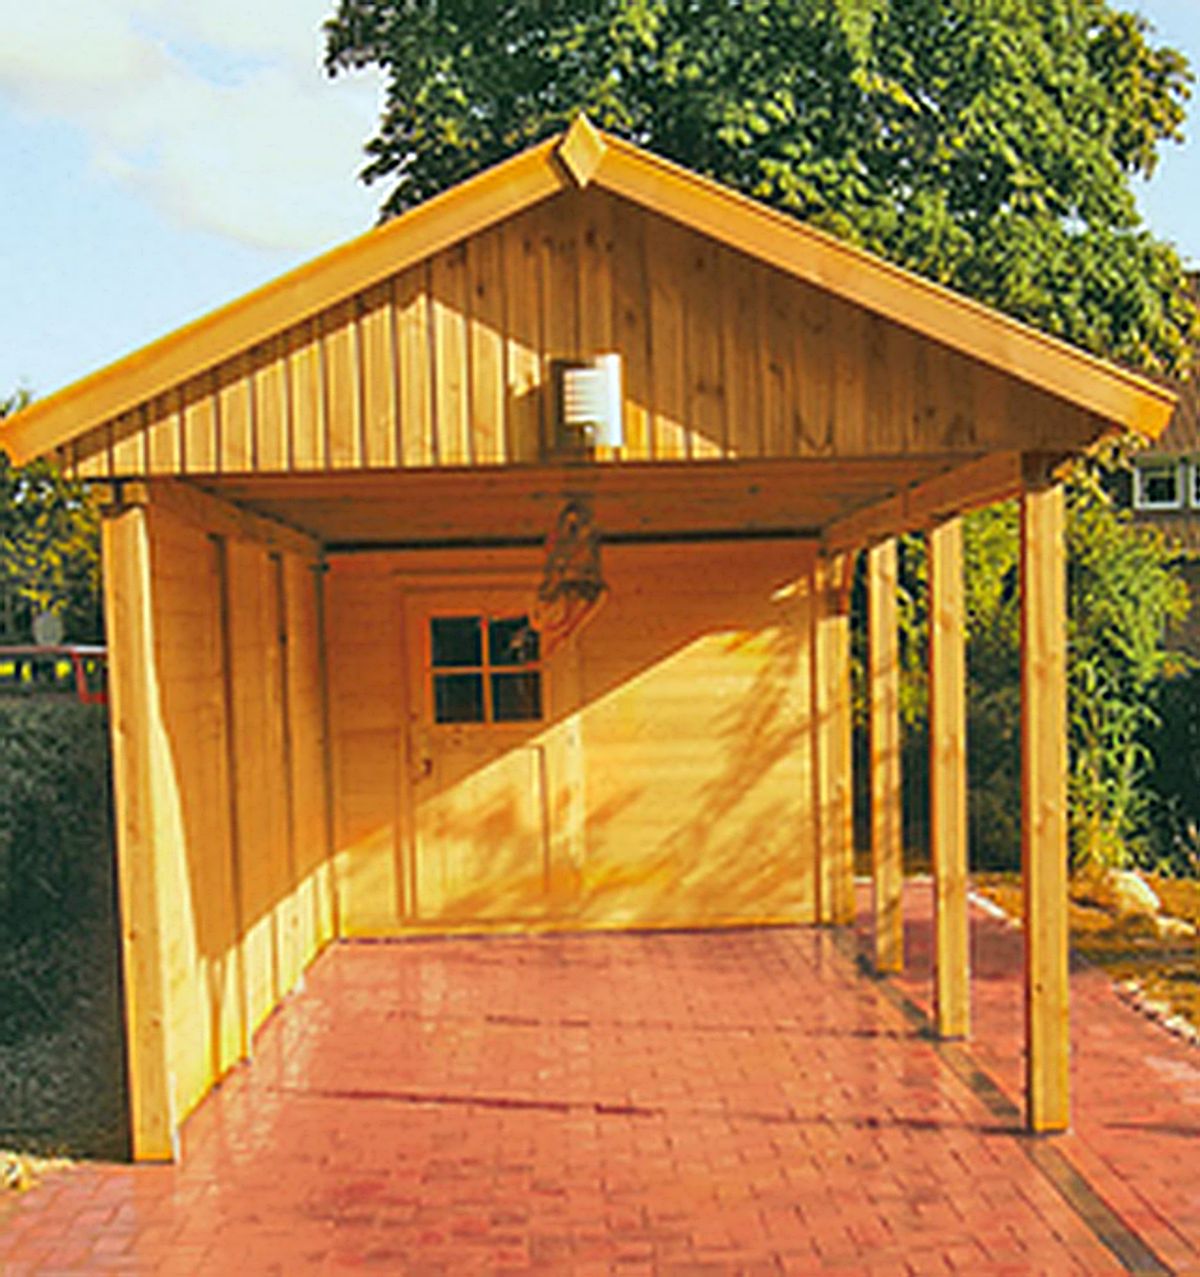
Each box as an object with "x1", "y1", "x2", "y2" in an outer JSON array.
[
  {"x1": 431, "y1": 616, "x2": 482, "y2": 667},
  {"x1": 491, "y1": 671, "x2": 542, "y2": 722},
  {"x1": 1139, "y1": 464, "x2": 1179, "y2": 506},
  {"x1": 489, "y1": 616, "x2": 539, "y2": 666},
  {"x1": 434, "y1": 673, "x2": 485, "y2": 723}
]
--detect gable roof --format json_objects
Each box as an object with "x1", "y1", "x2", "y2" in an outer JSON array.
[{"x1": 1, "y1": 115, "x2": 1175, "y2": 466}]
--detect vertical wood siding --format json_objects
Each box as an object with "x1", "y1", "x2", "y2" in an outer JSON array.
[
  {"x1": 68, "y1": 190, "x2": 1093, "y2": 479},
  {"x1": 103, "y1": 498, "x2": 333, "y2": 1148}
]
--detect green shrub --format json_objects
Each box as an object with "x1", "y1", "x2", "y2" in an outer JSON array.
[{"x1": 0, "y1": 700, "x2": 129, "y2": 1158}]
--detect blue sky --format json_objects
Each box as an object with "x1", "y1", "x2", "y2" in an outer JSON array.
[{"x1": 1, "y1": 0, "x2": 1198, "y2": 403}]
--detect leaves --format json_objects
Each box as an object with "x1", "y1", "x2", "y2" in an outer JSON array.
[
  {"x1": 326, "y1": 0, "x2": 1197, "y2": 375},
  {"x1": 0, "y1": 393, "x2": 101, "y2": 645}
]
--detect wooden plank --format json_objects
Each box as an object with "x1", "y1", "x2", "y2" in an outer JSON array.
[
  {"x1": 253, "y1": 337, "x2": 290, "y2": 472},
  {"x1": 146, "y1": 389, "x2": 183, "y2": 475},
  {"x1": 288, "y1": 319, "x2": 325, "y2": 470},
  {"x1": 101, "y1": 506, "x2": 176, "y2": 1160},
  {"x1": 868, "y1": 538, "x2": 903, "y2": 972},
  {"x1": 498, "y1": 210, "x2": 543, "y2": 463},
  {"x1": 271, "y1": 553, "x2": 303, "y2": 993},
  {"x1": 313, "y1": 559, "x2": 341, "y2": 939},
  {"x1": 213, "y1": 536, "x2": 251, "y2": 1064},
  {"x1": 828, "y1": 554, "x2": 856, "y2": 925},
  {"x1": 322, "y1": 299, "x2": 362, "y2": 469},
  {"x1": 1021, "y1": 481, "x2": 1069, "y2": 1132},
  {"x1": 610, "y1": 195, "x2": 653, "y2": 461},
  {"x1": 929, "y1": 517, "x2": 970, "y2": 1038},
  {"x1": 217, "y1": 353, "x2": 253, "y2": 473},
  {"x1": 395, "y1": 265, "x2": 435, "y2": 467},
  {"x1": 578, "y1": 191, "x2": 617, "y2": 460},
  {"x1": 646, "y1": 214, "x2": 689, "y2": 460},
  {"x1": 75, "y1": 432, "x2": 112, "y2": 480},
  {"x1": 683, "y1": 230, "x2": 726, "y2": 459},
  {"x1": 831, "y1": 297, "x2": 869, "y2": 453},
  {"x1": 796, "y1": 283, "x2": 834, "y2": 455},
  {"x1": 761, "y1": 270, "x2": 794, "y2": 458},
  {"x1": 468, "y1": 228, "x2": 507, "y2": 465},
  {"x1": 359, "y1": 281, "x2": 399, "y2": 469},
  {"x1": 111, "y1": 408, "x2": 147, "y2": 476},
  {"x1": 539, "y1": 191, "x2": 581, "y2": 455},
  {"x1": 719, "y1": 249, "x2": 763, "y2": 460},
  {"x1": 810, "y1": 559, "x2": 832, "y2": 925},
  {"x1": 126, "y1": 479, "x2": 320, "y2": 559},
  {"x1": 430, "y1": 244, "x2": 471, "y2": 466},
  {"x1": 182, "y1": 374, "x2": 218, "y2": 474}
]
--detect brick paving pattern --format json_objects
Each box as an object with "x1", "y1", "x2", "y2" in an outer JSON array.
[
  {"x1": 869, "y1": 881, "x2": 1200, "y2": 1275},
  {"x1": 0, "y1": 884, "x2": 1195, "y2": 1273}
]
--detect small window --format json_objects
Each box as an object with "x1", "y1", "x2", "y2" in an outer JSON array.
[
  {"x1": 1191, "y1": 461, "x2": 1200, "y2": 509},
  {"x1": 429, "y1": 613, "x2": 542, "y2": 725},
  {"x1": 1133, "y1": 460, "x2": 1184, "y2": 511}
]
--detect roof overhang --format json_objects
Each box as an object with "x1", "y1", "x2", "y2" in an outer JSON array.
[{"x1": 1, "y1": 115, "x2": 1176, "y2": 467}]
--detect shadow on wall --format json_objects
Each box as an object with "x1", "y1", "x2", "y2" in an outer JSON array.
[
  {"x1": 0, "y1": 701, "x2": 130, "y2": 1159},
  {"x1": 389, "y1": 541, "x2": 819, "y2": 929}
]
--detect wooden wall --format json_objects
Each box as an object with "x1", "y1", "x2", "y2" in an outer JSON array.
[
  {"x1": 68, "y1": 189, "x2": 1094, "y2": 481},
  {"x1": 326, "y1": 540, "x2": 818, "y2": 936},
  {"x1": 103, "y1": 497, "x2": 334, "y2": 1157}
]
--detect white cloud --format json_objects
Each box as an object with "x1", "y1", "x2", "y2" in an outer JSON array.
[{"x1": 0, "y1": 0, "x2": 384, "y2": 251}]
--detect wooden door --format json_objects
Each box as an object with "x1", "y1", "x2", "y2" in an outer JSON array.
[{"x1": 406, "y1": 590, "x2": 551, "y2": 923}]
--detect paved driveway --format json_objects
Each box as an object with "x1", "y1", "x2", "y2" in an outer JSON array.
[{"x1": 1, "y1": 886, "x2": 1196, "y2": 1274}]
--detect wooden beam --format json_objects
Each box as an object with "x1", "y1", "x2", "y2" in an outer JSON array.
[
  {"x1": 823, "y1": 452, "x2": 1023, "y2": 555},
  {"x1": 814, "y1": 554, "x2": 856, "y2": 925},
  {"x1": 1021, "y1": 482, "x2": 1070, "y2": 1132},
  {"x1": 929, "y1": 518, "x2": 970, "y2": 1039},
  {"x1": 93, "y1": 479, "x2": 321, "y2": 560},
  {"x1": 101, "y1": 507, "x2": 177, "y2": 1160},
  {"x1": 557, "y1": 113, "x2": 608, "y2": 187},
  {"x1": 868, "y1": 538, "x2": 904, "y2": 972}
]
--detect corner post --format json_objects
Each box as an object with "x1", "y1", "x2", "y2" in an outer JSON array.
[
  {"x1": 868, "y1": 539, "x2": 904, "y2": 972},
  {"x1": 101, "y1": 496, "x2": 177, "y2": 1160},
  {"x1": 814, "y1": 553, "x2": 856, "y2": 925},
  {"x1": 1021, "y1": 477, "x2": 1070, "y2": 1132},
  {"x1": 929, "y1": 518, "x2": 970, "y2": 1038}
]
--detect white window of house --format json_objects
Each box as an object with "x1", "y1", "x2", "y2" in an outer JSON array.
[
  {"x1": 1133, "y1": 459, "x2": 1185, "y2": 511},
  {"x1": 1191, "y1": 460, "x2": 1200, "y2": 509}
]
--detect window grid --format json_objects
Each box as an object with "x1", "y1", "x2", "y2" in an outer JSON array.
[{"x1": 429, "y1": 613, "x2": 542, "y2": 726}]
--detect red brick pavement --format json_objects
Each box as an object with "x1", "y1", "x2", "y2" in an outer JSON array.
[
  {"x1": 862, "y1": 879, "x2": 1200, "y2": 1275},
  {"x1": 0, "y1": 890, "x2": 1193, "y2": 1274}
]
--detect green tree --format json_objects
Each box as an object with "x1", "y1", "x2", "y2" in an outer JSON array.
[
  {"x1": 0, "y1": 392, "x2": 102, "y2": 645},
  {"x1": 864, "y1": 477, "x2": 1188, "y2": 874},
  {"x1": 326, "y1": 0, "x2": 1198, "y2": 375},
  {"x1": 331, "y1": 0, "x2": 1197, "y2": 871}
]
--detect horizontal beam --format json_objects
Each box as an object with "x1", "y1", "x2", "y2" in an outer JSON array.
[
  {"x1": 822, "y1": 451, "x2": 1026, "y2": 554},
  {"x1": 94, "y1": 479, "x2": 322, "y2": 561}
]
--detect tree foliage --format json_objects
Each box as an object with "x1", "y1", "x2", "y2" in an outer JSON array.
[
  {"x1": 326, "y1": 0, "x2": 1197, "y2": 375},
  {"x1": 0, "y1": 392, "x2": 102, "y2": 645},
  {"x1": 859, "y1": 476, "x2": 1188, "y2": 873}
]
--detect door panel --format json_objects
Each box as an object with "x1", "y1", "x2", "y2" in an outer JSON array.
[{"x1": 407, "y1": 590, "x2": 550, "y2": 923}]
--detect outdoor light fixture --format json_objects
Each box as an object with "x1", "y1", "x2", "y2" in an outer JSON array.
[{"x1": 552, "y1": 354, "x2": 624, "y2": 452}]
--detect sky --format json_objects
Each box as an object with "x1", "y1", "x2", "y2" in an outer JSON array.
[{"x1": 1, "y1": 0, "x2": 1198, "y2": 403}]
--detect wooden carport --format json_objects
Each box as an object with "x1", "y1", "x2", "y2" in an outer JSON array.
[{"x1": 1, "y1": 117, "x2": 1174, "y2": 1162}]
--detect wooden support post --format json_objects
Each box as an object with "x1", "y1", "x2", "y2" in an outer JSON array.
[
  {"x1": 813, "y1": 554, "x2": 856, "y2": 925},
  {"x1": 868, "y1": 539, "x2": 904, "y2": 972},
  {"x1": 929, "y1": 518, "x2": 970, "y2": 1038},
  {"x1": 102, "y1": 506, "x2": 177, "y2": 1161},
  {"x1": 1021, "y1": 481, "x2": 1070, "y2": 1133}
]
